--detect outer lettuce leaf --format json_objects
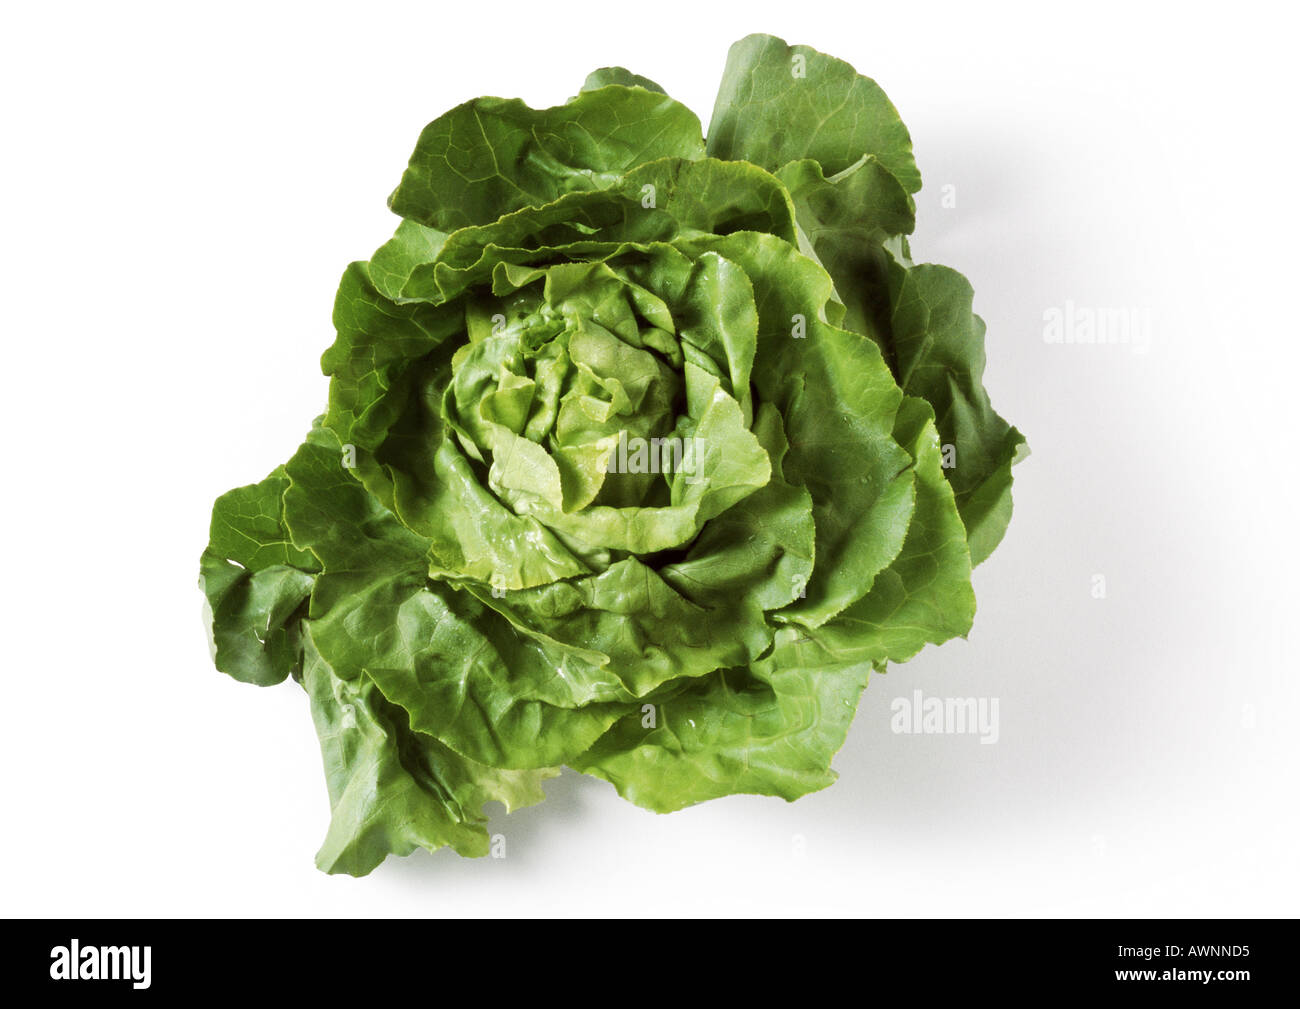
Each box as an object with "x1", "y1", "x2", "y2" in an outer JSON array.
[
  {"x1": 304, "y1": 631, "x2": 556, "y2": 877},
  {"x1": 706, "y1": 34, "x2": 920, "y2": 195},
  {"x1": 776, "y1": 156, "x2": 914, "y2": 338},
  {"x1": 886, "y1": 262, "x2": 1028, "y2": 565},
  {"x1": 200, "y1": 468, "x2": 318, "y2": 686},
  {"x1": 322, "y1": 261, "x2": 463, "y2": 455},
  {"x1": 282, "y1": 422, "x2": 430, "y2": 592},
  {"x1": 810, "y1": 395, "x2": 976, "y2": 666},
  {"x1": 377, "y1": 157, "x2": 798, "y2": 305},
  {"x1": 571, "y1": 629, "x2": 873, "y2": 811},
  {"x1": 305, "y1": 568, "x2": 630, "y2": 770},
  {"x1": 580, "y1": 67, "x2": 667, "y2": 95},
  {"x1": 389, "y1": 88, "x2": 706, "y2": 232}
]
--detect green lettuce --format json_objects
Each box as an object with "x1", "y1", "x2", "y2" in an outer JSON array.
[{"x1": 200, "y1": 34, "x2": 1026, "y2": 875}]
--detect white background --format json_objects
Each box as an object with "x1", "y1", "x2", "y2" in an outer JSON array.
[{"x1": 3, "y1": 0, "x2": 1296, "y2": 917}]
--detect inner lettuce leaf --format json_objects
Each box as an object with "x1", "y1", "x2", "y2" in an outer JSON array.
[{"x1": 200, "y1": 34, "x2": 1026, "y2": 875}]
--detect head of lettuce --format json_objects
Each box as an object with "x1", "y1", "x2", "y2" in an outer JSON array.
[{"x1": 200, "y1": 34, "x2": 1027, "y2": 875}]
